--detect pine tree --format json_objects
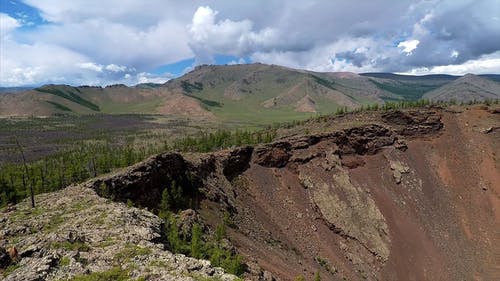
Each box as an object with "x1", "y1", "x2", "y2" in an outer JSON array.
[
  {"x1": 159, "y1": 188, "x2": 171, "y2": 219},
  {"x1": 190, "y1": 223, "x2": 202, "y2": 258}
]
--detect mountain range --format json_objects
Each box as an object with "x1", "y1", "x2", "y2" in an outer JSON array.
[{"x1": 1, "y1": 63, "x2": 499, "y2": 123}]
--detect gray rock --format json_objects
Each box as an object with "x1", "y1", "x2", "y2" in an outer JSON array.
[{"x1": 0, "y1": 186, "x2": 239, "y2": 281}]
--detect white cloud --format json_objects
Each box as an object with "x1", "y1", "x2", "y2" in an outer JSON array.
[
  {"x1": 0, "y1": 38, "x2": 167, "y2": 86},
  {"x1": 400, "y1": 52, "x2": 500, "y2": 75},
  {"x1": 77, "y1": 62, "x2": 103, "y2": 72},
  {"x1": 105, "y1": 64, "x2": 127, "y2": 72},
  {"x1": 0, "y1": 2, "x2": 192, "y2": 86},
  {"x1": 0, "y1": 13, "x2": 20, "y2": 36},
  {"x1": 228, "y1": 58, "x2": 247, "y2": 65},
  {"x1": 251, "y1": 37, "x2": 394, "y2": 73},
  {"x1": 136, "y1": 72, "x2": 173, "y2": 84},
  {"x1": 411, "y1": 12, "x2": 434, "y2": 37},
  {"x1": 1, "y1": 1, "x2": 499, "y2": 86},
  {"x1": 0, "y1": 39, "x2": 89, "y2": 86},
  {"x1": 32, "y1": 18, "x2": 192, "y2": 69},
  {"x1": 398, "y1": 39, "x2": 420, "y2": 55},
  {"x1": 188, "y1": 6, "x2": 278, "y2": 63}
]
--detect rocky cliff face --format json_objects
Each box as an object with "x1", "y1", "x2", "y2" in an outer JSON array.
[
  {"x1": 1, "y1": 105, "x2": 498, "y2": 281},
  {"x1": 0, "y1": 186, "x2": 238, "y2": 281}
]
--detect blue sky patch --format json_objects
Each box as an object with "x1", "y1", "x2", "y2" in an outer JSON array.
[
  {"x1": 0, "y1": 0, "x2": 47, "y2": 29},
  {"x1": 153, "y1": 58, "x2": 196, "y2": 76}
]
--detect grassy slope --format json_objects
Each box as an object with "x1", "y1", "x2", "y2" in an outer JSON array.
[
  {"x1": 423, "y1": 74, "x2": 500, "y2": 101},
  {"x1": 360, "y1": 73, "x2": 458, "y2": 101},
  {"x1": 4, "y1": 64, "x2": 498, "y2": 124},
  {"x1": 166, "y1": 64, "x2": 384, "y2": 124},
  {"x1": 24, "y1": 85, "x2": 164, "y2": 115}
]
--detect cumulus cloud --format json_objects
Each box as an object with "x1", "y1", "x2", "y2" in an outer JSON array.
[
  {"x1": 0, "y1": 13, "x2": 20, "y2": 35},
  {"x1": 136, "y1": 72, "x2": 174, "y2": 84},
  {"x1": 188, "y1": 6, "x2": 278, "y2": 64},
  {"x1": 1, "y1": 0, "x2": 499, "y2": 86},
  {"x1": 105, "y1": 64, "x2": 128, "y2": 73},
  {"x1": 398, "y1": 40, "x2": 420, "y2": 55},
  {"x1": 401, "y1": 51, "x2": 500, "y2": 75},
  {"x1": 0, "y1": 1, "x2": 192, "y2": 86},
  {"x1": 77, "y1": 62, "x2": 103, "y2": 72}
]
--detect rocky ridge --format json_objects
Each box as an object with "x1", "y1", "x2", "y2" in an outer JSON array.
[{"x1": 0, "y1": 186, "x2": 238, "y2": 281}]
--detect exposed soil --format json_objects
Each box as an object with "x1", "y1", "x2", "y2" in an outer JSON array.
[
  {"x1": 156, "y1": 92, "x2": 215, "y2": 119},
  {"x1": 83, "y1": 106, "x2": 499, "y2": 281}
]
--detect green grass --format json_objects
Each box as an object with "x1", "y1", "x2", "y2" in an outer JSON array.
[
  {"x1": 370, "y1": 79, "x2": 439, "y2": 101},
  {"x1": 65, "y1": 267, "x2": 129, "y2": 281},
  {"x1": 114, "y1": 244, "x2": 152, "y2": 263},
  {"x1": 36, "y1": 87, "x2": 100, "y2": 111},
  {"x1": 181, "y1": 80, "x2": 203, "y2": 93},
  {"x1": 181, "y1": 71, "x2": 379, "y2": 124},
  {"x1": 199, "y1": 91, "x2": 317, "y2": 125},
  {"x1": 185, "y1": 93, "x2": 222, "y2": 109},
  {"x1": 311, "y1": 74, "x2": 336, "y2": 90},
  {"x1": 60, "y1": 256, "x2": 71, "y2": 266},
  {"x1": 3, "y1": 262, "x2": 21, "y2": 276},
  {"x1": 98, "y1": 98, "x2": 164, "y2": 114},
  {"x1": 43, "y1": 213, "x2": 66, "y2": 232},
  {"x1": 46, "y1": 101, "x2": 73, "y2": 112}
]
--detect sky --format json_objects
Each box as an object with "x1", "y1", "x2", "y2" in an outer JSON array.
[{"x1": 0, "y1": 0, "x2": 499, "y2": 86}]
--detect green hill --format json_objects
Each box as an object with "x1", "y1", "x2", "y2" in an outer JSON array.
[
  {"x1": 1, "y1": 63, "x2": 499, "y2": 124},
  {"x1": 360, "y1": 73, "x2": 459, "y2": 101},
  {"x1": 423, "y1": 74, "x2": 500, "y2": 102}
]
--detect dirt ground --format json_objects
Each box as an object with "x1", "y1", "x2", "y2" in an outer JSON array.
[{"x1": 218, "y1": 105, "x2": 499, "y2": 280}]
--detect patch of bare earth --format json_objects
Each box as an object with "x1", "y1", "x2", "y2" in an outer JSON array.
[{"x1": 156, "y1": 93, "x2": 215, "y2": 119}]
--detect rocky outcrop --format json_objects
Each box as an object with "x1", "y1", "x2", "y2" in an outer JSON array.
[
  {"x1": 300, "y1": 163, "x2": 390, "y2": 261},
  {"x1": 0, "y1": 186, "x2": 238, "y2": 281},
  {"x1": 389, "y1": 160, "x2": 410, "y2": 184},
  {"x1": 254, "y1": 123, "x2": 403, "y2": 169},
  {"x1": 221, "y1": 146, "x2": 254, "y2": 181},
  {"x1": 89, "y1": 152, "x2": 198, "y2": 210},
  {"x1": 381, "y1": 110, "x2": 443, "y2": 136},
  {"x1": 68, "y1": 109, "x2": 446, "y2": 280},
  {"x1": 0, "y1": 247, "x2": 13, "y2": 269},
  {"x1": 254, "y1": 142, "x2": 292, "y2": 168}
]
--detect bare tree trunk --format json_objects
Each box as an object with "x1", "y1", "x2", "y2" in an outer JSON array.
[{"x1": 14, "y1": 137, "x2": 35, "y2": 208}]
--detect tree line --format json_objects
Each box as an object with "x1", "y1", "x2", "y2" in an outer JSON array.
[{"x1": 0, "y1": 129, "x2": 277, "y2": 207}]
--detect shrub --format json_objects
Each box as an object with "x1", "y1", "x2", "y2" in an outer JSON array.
[
  {"x1": 191, "y1": 223, "x2": 203, "y2": 258},
  {"x1": 314, "y1": 271, "x2": 321, "y2": 281},
  {"x1": 67, "y1": 267, "x2": 129, "y2": 281}
]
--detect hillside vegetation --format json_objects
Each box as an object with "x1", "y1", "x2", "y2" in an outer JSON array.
[{"x1": 1, "y1": 64, "x2": 498, "y2": 124}]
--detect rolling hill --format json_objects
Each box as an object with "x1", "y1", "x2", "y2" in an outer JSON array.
[
  {"x1": 161, "y1": 64, "x2": 389, "y2": 123},
  {"x1": 423, "y1": 73, "x2": 500, "y2": 102},
  {"x1": 1, "y1": 63, "x2": 499, "y2": 123}
]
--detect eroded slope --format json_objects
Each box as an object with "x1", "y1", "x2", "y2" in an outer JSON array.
[{"x1": 2, "y1": 106, "x2": 498, "y2": 281}]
